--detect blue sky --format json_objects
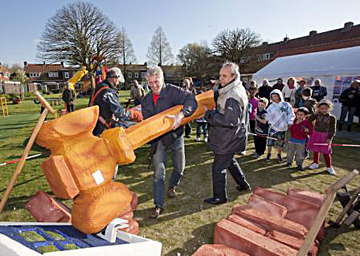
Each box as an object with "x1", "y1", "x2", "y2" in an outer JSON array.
[{"x1": 0, "y1": 0, "x2": 359, "y2": 66}]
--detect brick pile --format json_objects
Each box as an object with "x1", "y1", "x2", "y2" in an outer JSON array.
[{"x1": 193, "y1": 187, "x2": 324, "y2": 256}]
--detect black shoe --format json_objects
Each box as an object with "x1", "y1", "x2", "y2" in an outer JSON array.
[
  {"x1": 168, "y1": 186, "x2": 176, "y2": 198},
  {"x1": 266, "y1": 153, "x2": 271, "y2": 161},
  {"x1": 203, "y1": 197, "x2": 227, "y2": 205},
  {"x1": 285, "y1": 162, "x2": 291, "y2": 167},
  {"x1": 277, "y1": 154, "x2": 283, "y2": 163},
  {"x1": 347, "y1": 124, "x2": 352, "y2": 132},
  {"x1": 185, "y1": 135, "x2": 191, "y2": 138},
  {"x1": 297, "y1": 165, "x2": 304, "y2": 171},
  {"x1": 236, "y1": 183, "x2": 251, "y2": 192}
]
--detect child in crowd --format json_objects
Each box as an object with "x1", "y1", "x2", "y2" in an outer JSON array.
[
  {"x1": 295, "y1": 87, "x2": 317, "y2": 115},
  {"x1": 286, "y1": 107, "x2": 313, "y2": 170},
  {"x1": 307, "y1": 99, "x2": 337, "y2": 175},
  {"x1": 248, "y1": 83, "x2": 259, "y2": 133},
  {"x1": 254, "y1": 98, "x2": 269, "y2": 158},
  {"x1": 265, "y1": 89, "x2": 295, "y2": 162}
]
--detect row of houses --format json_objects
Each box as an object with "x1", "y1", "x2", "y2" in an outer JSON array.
[{"x1": 1, "y1": 21, "x2": 359, "y2": 93}]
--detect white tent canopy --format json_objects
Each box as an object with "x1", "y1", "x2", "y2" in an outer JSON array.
[
  {"x1": 252, "y1": 46, "x2": 360, "y2": 119},
  {"x1": 253, "y1": 46, "x2": 360, "y2": 80}
]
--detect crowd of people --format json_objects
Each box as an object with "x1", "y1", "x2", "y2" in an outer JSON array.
[{"x1": 84, "y1": 62, "x2": 360, "y2": 218}]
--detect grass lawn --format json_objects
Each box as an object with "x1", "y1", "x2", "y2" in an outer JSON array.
[{"x1": 0, "y1": 91, "x2": 360, "y2": 256}]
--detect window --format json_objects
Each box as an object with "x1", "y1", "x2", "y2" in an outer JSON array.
[
  {"x1": 141, "y1": 72, "x2": 146, "y2": 78},
  {"x1": 262, "y1": 53, "x2": 271, "y2": 61},
  {"x1": 64, "y1": 72, "x2": 70, "y2": 79},
  {"x1": 48, "y1": 72, "x2": 59, "y2": 78},
  {"x1": 166, "y1": 72, "x2": 173, "y2": 77},
  {"x1": 29, "y1": 72, "x2": 41, "y2": 77},
  {"x1": 134, "y1": 72, "x2": 139, "y2": 78},
  {"x1": 128, "y1": 72, "x2": 132, "y2": 78},
  {"x1": 240, "y1": 58, "x2": 245, "y2": 64}
]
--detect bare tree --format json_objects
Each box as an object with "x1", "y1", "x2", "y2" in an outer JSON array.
[
  {"x1": 37, "y1": 2, "x2": 119, "y2": 89},
  {"x1": 116, "y1": 27, "x2": 137, "y2": 84},
  {"x1": 212, "y1": 28, "x2": 261, "y2": 67},
  {"x1": 147, "y1": 26, "x2": 174, "y2": 66},
  {"x1": 177, "y1": 42, "x2": 215, "y2": 86}
]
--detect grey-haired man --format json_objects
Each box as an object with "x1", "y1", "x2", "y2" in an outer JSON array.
[{"x1": 141, "y1": 66, "x2": 197, "y2": 218}]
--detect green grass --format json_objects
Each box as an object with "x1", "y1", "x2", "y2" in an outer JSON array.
[{"x1": 0, "y1": 92, "x2": 360, "y2": 255}]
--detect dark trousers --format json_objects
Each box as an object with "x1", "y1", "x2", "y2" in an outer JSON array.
[
  {"x1": 185, "y1": 123, "x2": 191, "y2": 137},
  {"x1": 254, "y1": 135, "x2": 267, "y2": 155},
  {"x1": 66, "y1": 103, "x2": 75, "y2": 112},
  {"x1": 212, "y1": 153, "x2": 248, "y2": 200},
  {"x1": 249, "y1": 120, "x2": 256, "y2": 133},
  {"x1": 340, "y1": 106, "x2": 356, "y2": 125}
]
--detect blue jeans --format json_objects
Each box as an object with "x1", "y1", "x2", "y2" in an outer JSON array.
[
  {"x1": 339, "y1": 105, "x2": 356, "y2": 125},
  {"x1": 153, "y1": 136, "x2": 185, "y2": 208},
  {"x1": 196, "y1": 122, "x2": 208, "y2": 138}
]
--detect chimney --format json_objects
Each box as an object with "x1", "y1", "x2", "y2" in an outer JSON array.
[
  {"x1": 283, "y1": 36, "x2": 289, "y2": 43},
  {"x1": 309, "y1": 30, "x2": 317, "y2": 38},
  {"x1": 342, "y1": 21, "x2": 354, "y2": 32},
  {"x1": 60, "y1": 61, "x2": 64, "y2": 66},
  {"x1": 43, "y1": 61, "x2": 46, "y2": 65},
  {"x1": 24, "y1": 61, "x2": 27, "y2": 67},
  {"x1": 262, "y1": 42, "x2": 268, "y2": 45}
]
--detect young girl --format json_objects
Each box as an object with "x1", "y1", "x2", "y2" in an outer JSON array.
[{"x1": 307, "y1": 99, "x2": 337, "y2": 175}]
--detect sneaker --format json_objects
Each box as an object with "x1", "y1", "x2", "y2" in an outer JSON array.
[
  {"x1": 277, "y1": 154, "x2": 283, "y2": 163},
  {"x1": 196, "y1": 137, "x2": 201, "y2": 142},
  {"x1": 266, "y1": 153, "x2": 271, "y2": 161},
  {"x1": 327, "y1": 167, "x2": 336, "y2": 175},
  {"x1": 168, "y1": 186, "x2": 176, "y2": 198},
  {"x1": 255, "y1": 153, "x2": 261, "y2": 159},
  {"x1": 309, "y1": 163, "x2": 319, "y2": 169},
  {"x1": 285, "y1": 162, "x2": 291, "y2": 167},
  {"x1": 297, "y1": 165, "x2": 304, "y2": 171},
  {"x1": 149, "y1": 206, "x2": 163, "y2": 219},
  {"x1": 204, "y1": 136, "x2": 208, "y2": 143}
]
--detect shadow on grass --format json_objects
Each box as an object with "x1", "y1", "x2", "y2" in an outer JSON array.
[
  {"x1": 164, "y1": 223, "x2": 216, "y2": 256},
  {"x1": 0, "y1": 175, "x2": 43, "y2": 194},
  {"x1": 319, "y1": 225, "x2": 359, "y2": 255}
]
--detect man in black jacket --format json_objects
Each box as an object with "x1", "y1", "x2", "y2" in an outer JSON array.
[
  {"x1": 141, "y1": 66, "x2": 197, "y2": 218},
  {"x1": 203, "y1": 62, "x2": 251, "y2": 205},
  {"x1": 62, "y1": 83, "x2": 76, "y2": 113},
  {"x1": 90, "y1": 67, "x2": 132, "y2": 136},
  {"x1": 339, "y1": 80, "x2": 360, "y2": 132}
]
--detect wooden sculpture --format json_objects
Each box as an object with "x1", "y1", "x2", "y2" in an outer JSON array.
[{"x1": 35, "y1": 90, "x2": 215, "y2": 234}]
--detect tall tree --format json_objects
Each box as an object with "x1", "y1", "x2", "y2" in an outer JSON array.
[
  {"x1": 212, "y1": 28, "x2": 261, "y2": 66},
  {"x1": 37, "y1": 2, "x2": 119, "y2": 89},
  {"x1": 116, "y1": 27, "x2": 137, "y2": 84},
  {"x1": 177, "y1": 42, "x2": 215, "y2": 86},
  {"x1": 147, "y1": 26, "x2": 174, "y2": 66}
]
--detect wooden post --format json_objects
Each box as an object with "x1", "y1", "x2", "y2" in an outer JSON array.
[
  {"x1": 0, "y1": 92, "x2": 54, "y2": 214},
  {"x1": 297, "y1": 169, "x2": 359, "y2": 256}
]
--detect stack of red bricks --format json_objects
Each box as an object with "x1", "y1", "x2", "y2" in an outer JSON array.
[{"x1": 193, "y1": 187, "x2": 325, "y2": 256}]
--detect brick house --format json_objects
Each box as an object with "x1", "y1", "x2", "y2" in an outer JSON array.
[
  {"x1": 24, "y1": 61, "x2": 79, "y2": 91},
  {"x1": 117, "y1": 63, "x2": 183, "y2": 88}
]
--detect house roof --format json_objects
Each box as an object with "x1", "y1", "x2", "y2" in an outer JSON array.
[
  {"x1": 260, "y1": 23, "x2": 360, "y2": 58},
  {"x1": 24, "y1": 63, "x2": 64, "y2": 73}
]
